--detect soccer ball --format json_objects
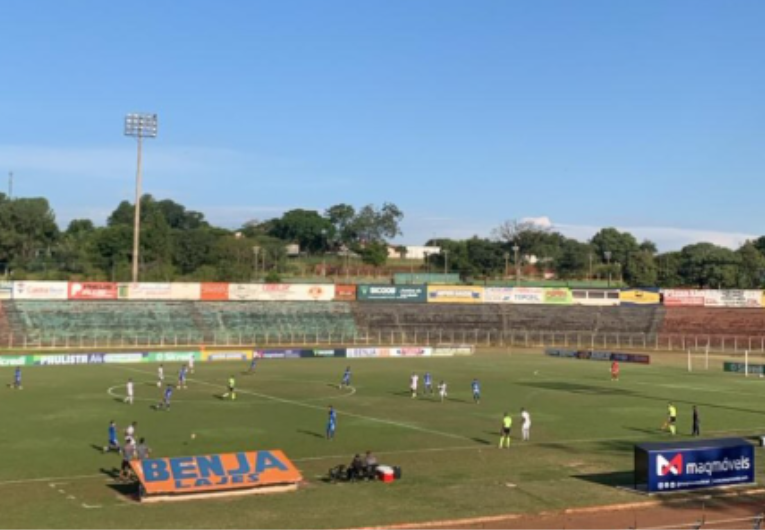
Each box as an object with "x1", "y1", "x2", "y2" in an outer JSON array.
[{"x1": 191, "y1": 433, "x2": 196, "y2": 440}]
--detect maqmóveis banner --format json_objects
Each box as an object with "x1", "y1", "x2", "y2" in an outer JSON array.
[
  {"x1": 635, "y1": 438, "x2": 754, "y2": 493},
  {"x1": 131, "y1": 450, "x2": 302, "y2": 497},
  {"x1": 68, "y1": 282, "x2": 118, "y2": 300},
  {"x1": 427, "y1": 285, "x2": 484, "y2": 304},
  {"x1": 357, "y1": 284, "x2": 426, "y2": 302}
]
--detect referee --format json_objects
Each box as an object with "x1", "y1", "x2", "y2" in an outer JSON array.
[{"x1": 667, "y1": 402, "x2": 677, "y2": 436}]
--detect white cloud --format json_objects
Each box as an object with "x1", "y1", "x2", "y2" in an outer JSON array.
[{"x1": 521, "y1": 216, "x2": 554, "y2": 229}]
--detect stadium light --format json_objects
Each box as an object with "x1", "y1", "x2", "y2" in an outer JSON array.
[{"x1": 124, "y1": 113, "x2": 158, "y2": 283}]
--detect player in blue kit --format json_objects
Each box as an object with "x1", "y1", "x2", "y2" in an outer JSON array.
[
  {"x1": 472, "y1": 378, "x2": 481, "y2": 405},
  {"x1": 326, "y1": 405, "x2": 337, "y2": 440},
  {"x1": 103, "y1": 420, "x2": 120, "y2": 453},
  {"x1": 340, "y1": 366, "x2": 351, "y2": 389},
  {"x1": 177, "y1": 364, "x2": 188, "y2": 390},
  {"x1": 157, "y1": 385, "x2": 173, "y2": 411},
  {"x1": 9, "y1": 367, "x2": 22, "y2": 389},
  {"x1": 247, "y1": 354, "x2": 258, "y2": 374},
  {"x1": 424, "y1": 372, "x2": 433, "y2": 395}
]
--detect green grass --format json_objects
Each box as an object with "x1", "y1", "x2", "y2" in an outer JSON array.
[{"x1": 1, "y1": 350, "x2": 764, "y2": 529}]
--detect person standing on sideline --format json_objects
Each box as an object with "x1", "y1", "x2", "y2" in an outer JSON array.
[
  {"x1": 124, "y1": 378, "x2": 134, "y2": 405},
  {"x1": 611, "y1": 360, "x2": 620, "y2": 381},
  {"x1": 692, "y1": 405, "x2": 700, "y2": 436},
  {"x1": 499, "y1": 412, "x2": 512, "y2": 448},
  {"x1": 471, "y1": 378, "x2": 481, "y2": 405},
  {"x1": 521, "y1": 407, "x2": 531, "y2": 441},
  {"x1": 666, "y1": 402, "x2": 677, "y2": 436}
]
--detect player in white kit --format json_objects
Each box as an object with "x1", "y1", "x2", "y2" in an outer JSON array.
[
  {"x1": 410, "y1": 373, "x2": 419, "y2": 399},
  {"x1": 157, "y1": 364, "x2": 165, "y2": 387},
  {"x1": 521, "y1": 407, "x2": 531, "y2": 441},
  {"x1": 188, "y1": 356, "x2": 195, "y2": 374},
  {"x1": 438, "y1": 380, "x2": 448, "y2": 402},
  {"x1": 124, "y1": 378, "x2": 134, "y2": 405}
]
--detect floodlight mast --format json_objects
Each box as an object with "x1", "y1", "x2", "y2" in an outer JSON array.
[{"x1": 124, "y1": 113, "x2": 158, "y2": 283}]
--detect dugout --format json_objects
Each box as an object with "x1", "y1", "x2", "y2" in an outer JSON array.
[{"x1": 634, "y1": 438, "x2": 754, "y2": 494}]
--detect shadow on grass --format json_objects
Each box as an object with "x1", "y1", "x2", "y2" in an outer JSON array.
[
  {"x1": 298, "y1": 429, "x2": 325, "y2": 439},
  {"x1": 574, "y1": 470, "x2": 634, "y2": 488},
  {"x1": 471, "y1": 437, "x2": 492, "y2": 445},
  {"x1": 106, "y1": 481, "x2": 140, "y2": 502}
]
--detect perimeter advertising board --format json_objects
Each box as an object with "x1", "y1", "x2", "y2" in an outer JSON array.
[
  {"x1": 334, "y1": 284, "x2": 357, "y2": 301},
  {"x1": 704, "y1": 290, "x2": 762, "y2": 308},
  {"x1": 131, "y1": 450, "x2": 302, "y2": 498},
  {"x1": 662, "y1": 290, "x2": 706, "y2": 307},
  {"x1": 543, "y1": 288, "x2": 573, "y2": 305},
  {"x1": 228, "y1": 284, "x2": 335, "y2": 301},
  {"x1": 357, "y1": 285, "x2": 426, "y2": 302},
  {"x1": 13, "y1": 281, "x2": 68, "y2": 300},
  {"x1": 635, "y1": 438, "x2": 754, "y2": 493},
  {"x1": 427, "y1": 285, "x2": 484, "y2": 304},
  {"x1": 0, "y1": 281, "x2": 13, "y2": 300},
  {"x1": 620, "y1": 289, "x2": 661, "y2": 305},
  {"x1": 68, "y1": 282, "x2": 118, "y2": 300}
]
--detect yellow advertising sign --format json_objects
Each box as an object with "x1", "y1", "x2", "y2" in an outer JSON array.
[
  {"x1": 619, "y1": 289, "x2": 660, "y2": 305},
  {"x1": 427, "y1": 285, "x2": 485, "y2": 304}
]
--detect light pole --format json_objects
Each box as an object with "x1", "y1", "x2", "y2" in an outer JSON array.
[
  {"x1": 443, "y1": 249, "x2": 449, "y2": 274},
  {"x1": 604, "y1": 251, "x2": 612, "y2": 287},
  {"x1": 588, "y1": 253, "x2": 593, "y2": 280},
  {"x1": 124, "y1": 113, "x2": 158, "y2": 283},
  {"x1": 513, "y1": 245, "x2": 520, "y2": 286},
  {"x1": 504, "y1": 252, "x2": 509, "y2": 279}
]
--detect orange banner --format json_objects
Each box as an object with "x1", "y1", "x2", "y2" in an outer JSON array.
[
  {"x1": 334, "y1": 284, "x2": 357, "y2": 301},
  {"x1": 131, "y1": 450, "x2": 302, "y2": 496},
  {"x1": 200, "y1": 283, "x2": 229, "y2": 301}
]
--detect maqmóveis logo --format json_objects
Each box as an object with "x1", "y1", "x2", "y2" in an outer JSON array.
[{"x1": 657, "y1": 454, "x2": 683, "y2": 476}]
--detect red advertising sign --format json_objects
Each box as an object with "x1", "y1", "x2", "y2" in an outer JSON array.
[
  {"x1": 201, "y1": 283, "x2": 229, "y2": 301},
  {"x1": 334, "y1": 284, "x2": 357, "y2": 301},
  {"x1": 68, "y1": 282, "x2": 118, "y2": 300},
  {"x1": 130, "y1": 450, "x2": 302, "y2": 497}
]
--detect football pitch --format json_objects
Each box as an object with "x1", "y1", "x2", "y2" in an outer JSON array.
[{"x1": 2, "y1": 349, "x2": 765, "y2": 529}]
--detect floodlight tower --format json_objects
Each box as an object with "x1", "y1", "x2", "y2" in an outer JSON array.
[{"x1": 124, "y1": 113, "x2": 158, "y2": 283}]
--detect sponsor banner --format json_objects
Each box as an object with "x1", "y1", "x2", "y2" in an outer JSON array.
[
  {"x1": 0, "y1": 281, "x2": 11, "y2": 300},
  {"x1": 388, "y1": 347, "x2": 432, "y2": 357},
  {"x1": 357, "y1": 285, "x2": 427, "y2": 302},
  {"x1": 131, "y1": 449, "x2": 302, "y2": 497},
  {"x1": 704, "y1": 290, "x2": 762, "y2": 308},
  {"x1": 505, "y1": 287, "x2": 545, "y2": 305},
  {"x1": 200, "y1": 283, "x2": 229, "y2": 301},
  {"x1": 149, "y1": 352, "x2": 202, "y2": 363},
  {"x1": 68, "y1": 282, "x2": 118, "y2": 300},
  {"x1": 571, "y1": 290, "x2": 620, "y2": 306},
  {"x1": 118, "y1": 283, "x2": 173, "y2": 300},
  {"x1": 427, "y1": 285, "x2": 484, "y2": 304},
  {"x1": 620, "y1": 289, "x2": 661, "y2": 306},
  {"x1": 334, "y1": 284, "x2": 357, "y2": 301},
  {"x1": 228, "y1": 284, "x2": 335, "y2": 301},
  {"x1": 432, "y1": 346, "x2": 475, "y2": 356},
  {"x1": 636, "y1": 438, "x2": 755, "y2": 493},
  {"x1": 543, "y1": 288, "x2": 573, "y2": 305},
  {"x1": 546, "y1": 349, "x2": 650, "y2": 364},
  {"x1": 307, "y1": 349, "x2": 338, "y2": 358},
  {"x1": 723, "y1": 362, "x2": 765, "y2": 376},
  {"x1": 103, "y1": 353, "x2": 148, "y2": 364},
  {"x1": 346, "y1": 348, "x2": 380, "y2": 358},
  {"x1": 662, "y1": 289, "x2": 706, "y2": 307},
  {"x1": 169, "y1": 283, "x2": 202, "y2": 301},
  {"x1": 202, "y1": 350, "x2": 250, "y2": 362},
  {"x1": 14, "y1": 281, "x2": 68, "y2": 300},
  {"x1": 0, "y1": 355, "x2": 32, "y2": 367},
  {"x1": 255, "y1": 349, "x2": 302, "y2": 359},
  {"x1": 484, "y1": 288, "x2": 514, "y2": 304},
  {"x1": 33, "y1": 353, "x2": 105, "y2": 365}
]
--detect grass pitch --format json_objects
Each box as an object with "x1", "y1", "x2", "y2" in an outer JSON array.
[{"x1": 1, "y1": 349, "x2": 764, "y2": 529}]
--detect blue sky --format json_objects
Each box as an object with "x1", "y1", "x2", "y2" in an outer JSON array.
[{"x1": 1, "y1": 0, "x2": 763, "y2": 250}]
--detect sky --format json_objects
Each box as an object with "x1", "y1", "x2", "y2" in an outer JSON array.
[{"x1": 0, "y1": 0, "x2": 763, "y2": 250}]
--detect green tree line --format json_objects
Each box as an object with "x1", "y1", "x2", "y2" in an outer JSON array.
[{"x1": 2, "y1": 193, "x2": 763, "y2": 288}]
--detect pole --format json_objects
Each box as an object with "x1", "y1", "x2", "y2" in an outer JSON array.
[
  {"x1": 131, "y1": 135, "x2": 143, "y2": 283},
  {"x1": 514, "y1": 247, "x2": 520, "y2": 287},
  {"x1": 687, "y1": 349, "x2": 692, "y2": 372},
  {"x1": 745, "y1": 350, "x2": 749, "y2": 377},
  {"x1": 705, "y1": 344, "x2": 709, "y2": 370}
]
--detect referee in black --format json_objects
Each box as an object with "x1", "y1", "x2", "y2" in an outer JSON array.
[{"x1": 692, "y1": 405, "x2": 700, "y2": 436}]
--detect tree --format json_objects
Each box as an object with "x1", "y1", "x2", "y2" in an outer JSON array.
[
  {"x1": 679, "y1": 243, "x2": 740, "y2": 288},
  {"x1": 325, "y1": 204, "x2": 356, "y2": 246},
  {"x1": 555, "y1": 238, "x2": 592, "y2": 279},
  {"x1": 736, "y1": 242, "x2": 765, "y2": 288},
  {"x1": 355, "y1": 241, "x2": 389, "y2": 267},
  {"x1": 465, "y1": 238, "x2": 504, "y2": 278},
  {"x1": 623, "y1": 250, "x2": 658, "y2": 286},
  {"x1": 656, "y1": 251, "x2": 683, "y2": 287},
  {"x1": 268, "y1": 209, "x2": 332, "y2": 253},
  {"x1": 350, "y1": 203, "x2": 403, "y2": 243},
  {"x1": 639, "y1": 240, "x2": 658, "y2": 254},
  {"x1": 590, "y1": 227, "x2": 640, "y2": 266},
  {"x1": 492, "y1": 219, "x2": 564, "y2": 261},
  {"x1": 155, "y1": 199, "x2": 207, "y2": 230}
]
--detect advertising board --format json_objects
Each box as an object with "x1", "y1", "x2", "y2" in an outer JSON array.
[
  {"x1": 346, "y1": 348, "x2": 380, "y2": 358},
  {"x1": 357, "y1": 285, "x2": 426, "y2": 302},
  {"x1": 118, "y1": 283, "x2": 174, "y2": 300},
  {"x1": 334, "y1": 284, "x2": 357, "y2": 301},
  {"x1": 131, "y1": 450, "x2": 302, "y2": 498},
  {"x1": 704, "y1": 290, "x2": 762, "y2": 308},
  {"x1": 432, "y1": 346, "x2": 475, "y2": 356},
  {"x1": 0, "y1": 281, "x2": 11, "y2": 300},
  {"x1": 484, "y1": 288, "x2": 513, "y2": 304},
  {"x1": 426, "y1": 286, "x2": 484, "y2": 304},
  {"x1": 13, "y1": 281, "x2": 68, "y2": 300},
  {"x1": 68, "y1": 282, "x2": 118, "y2": 300},
  {"x1": 620, "y1": 289, "x2": 661, "y2": 305},
  {"x1": 228, "y1": 284, "x2": 335, "y2": 301},
  {"x1": 202, "y1": 350, "x2": 250, "y2": 362},
  {"x1": 149, "y1": 352, "x2": 202, "y2": 363},
  {"x1": 387, "y1": 347, "x2": 432, "y2": 357},
  {"x1": 635, "y1": 438, "x2": 754, "y2": 493},
  {"x1": 546, "y1": 349, "x2": 650, "y2": 364},
  {"x1": 543, "y1": 288, "x2": 573, "y2": 305},
  {"x1": 504, "y1": 287, "x2": 545, "y2": 304},
  {"x1": 200, "y1": 283, "x2": 229, "y2": 301},
  {"x1": 662, "y1": 290, "x2": 706, "y2": 307},
  {"x1": 0, "y1": 355, "x2": 32, "y2": 367},
  {"x1": 169, "y1": 283, "x2": 202, "y2": 301},
  {"x1": 723, "y1": 362, "x2": 765, "y2": 376},
  {"x1": 255, "y1": 349, "x2": 302, "y2": 359}
]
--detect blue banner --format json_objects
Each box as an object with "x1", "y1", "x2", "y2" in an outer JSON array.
[{"x1": 636, "y1": 438, "x2": 754, "y2": 493}]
